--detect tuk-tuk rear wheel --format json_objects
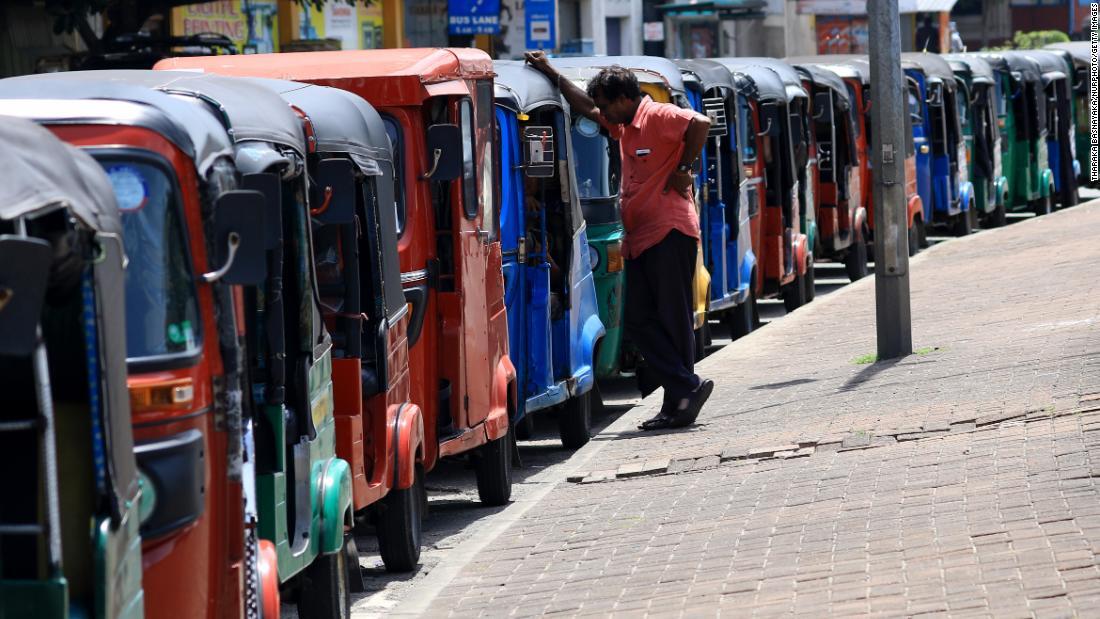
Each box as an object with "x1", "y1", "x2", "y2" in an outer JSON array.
[
  {"x1": 514, "y1": 412, "x2": 536, "y2": 440},
  {"x1": 558, "y1": 390, "x2": 592, "y2": 450},
  {"x1": 728, "y1": 280, "x2": 756, "y2": 340},
  {"x1": 845, "y1": 234, "x2": 868, "y2": 282},
  {"x1": 377, "y1": 466, "x2": 424, "y2": 572},
  {"x1": 475, "y1": 427, "x2": 513, "y2": 506},
  {"x1": 803, "y1": 255, "x2": 816, "y2": 303},
  {"x1": 986, "y1": 201, "x2": 1007, "y2": 228},
  {"x1": 1033, "y1": 194, "x2": 1052, "y2": 216},
  {"x1": 782, "y1": 269, "x2": 806, "y2": 313},
  {"x1": 297, "y1": 534, "x2": 351, "y2": 619},
  {"x1": 908, "y1": 222, "x2": 919, "y2": 257}
]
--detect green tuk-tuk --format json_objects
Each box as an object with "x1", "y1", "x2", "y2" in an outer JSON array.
[
  {"x1": 972, "y1": 52, "x2": 1057, "y2": 215},
  {"x1": 1045, "y1": 42, "x2": 1095, "y2": 188},
  {"x1": 81, "y1": 69, "x2": 355, "y2": 617},
  {"x1": 946, "y1": 54, "x2": 1010, "y2": 227},
  {"x1": 0, "y1": 117, "x2": 144, "y2": 619},
  {"x1": 1021, "y1": 49, "x2": 1080, "y2": 207}
]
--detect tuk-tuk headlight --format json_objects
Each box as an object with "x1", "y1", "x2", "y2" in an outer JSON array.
[
  {"x1": 588, "y1": 246, "x2": 600, "y2": 271},
  {"x1": 606, "y1": 241, "x2": 624, "y2": 273}
]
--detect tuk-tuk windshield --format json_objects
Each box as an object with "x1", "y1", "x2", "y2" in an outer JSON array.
[
  {"x1": 98, "y1": 158, "x2": 201, "y2": 363},
  {"x1": 571, "y1": 117, "x2": 621, "y2": 216}
]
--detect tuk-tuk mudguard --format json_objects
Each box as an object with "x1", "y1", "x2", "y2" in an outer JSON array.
[
  {"x1": 853, "y1": 207, "x2": 868, "y2": 238},
  {"x1": 317, "y1": 456, "x2": 353, "y2": 555},
  {"x1": 1040, "y1": 169, "x2": 1055, "y2": 197},
  {"x1": 390, "y1": 402, "x2": 426, "y2": 490},
  {"x1": 908, "y1": 195, "x2": 924, "y2": 228},
  {"x1": 995, "y1": 177, "x2": 1009, "y2": 208},
  {"x1": 795, "y1": 234, "x2": 809, "y2": 275},
  {"x1": 485, "y1": 355, "x2": 516, "y2": 442},
  {"x1": 960, "y1": 182, "x2": 974, "y2": 213},
  {"x1": 573, "y1": 314, "x2": 606, "y2": 397}
]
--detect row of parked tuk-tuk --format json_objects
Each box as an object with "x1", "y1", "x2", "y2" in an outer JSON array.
[{"x1": 0, "y1": 41, "x2": 1093, "y2": 619}]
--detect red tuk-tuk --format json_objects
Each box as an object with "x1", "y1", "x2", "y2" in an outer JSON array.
[
  {"x1": 789, "y1": 60, "x2": 869, "y2": 281},
  {"x1": 0, "y1": 77, "x2": 277, "y2": 617},
  {"x1": 811, "y1": 56, "x2": 925, "y2": 254},
  {"x1": 159, "y1": 49, "x2": 517, "y2": 506}
]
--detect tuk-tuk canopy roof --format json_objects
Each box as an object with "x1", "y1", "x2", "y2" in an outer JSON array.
[
  {"x1": 714, "y1": 62, "x2": 790, "y2": 103},
  {"x1": 806, "y1": 55, "x2": 873, "y2": 85},
  {"x1": 49, "y1": 70, "x2": 307, "y2": 162},
  {"x1": 245, "y1": 77, "x2": 392, "y2": 172},
  {"x1": 976, "y1": 51, "x2": 1043, "y2": 84},
  {"x1": 0, "y1": 72, "x2": 234, "y2": 176},
  {"x1": 901, "y1": 52, "x2": 958, "y2": 84},
  {"x1": 551, "y1": 55, "x2": 687, "y2": 96},
  {"x1": 155, "y1": 48, "x2": 494, "y2": 107},
  {"x1": 943, "y1": 53, "x2": 995, "y2": 84},
  {"x1": 1045, "y1": 42, "x2": 1091, "y2": 68},
  {"x1": 710, "y1": 58, "x2": 808, "y2": 101},
  {"x1": 493, "y1": 60, "x2": 562, "y2": 113},
  {"x1": 1017, "y1": 50, "x2": 1069, "y2": 81},
  {"x1": 674, "y1": 59, "x2": 735, "y2": 95},
  {"x1": 789, "y1": 62, "x2": 850, "y2": 104},
  {"x1": 0, "y1": 115, "x2": 120, "y2": 234}
]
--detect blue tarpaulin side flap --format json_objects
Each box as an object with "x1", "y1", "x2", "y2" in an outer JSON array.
[{"x1": 498, "y1": 108, "x2": 523, "y2": 254}]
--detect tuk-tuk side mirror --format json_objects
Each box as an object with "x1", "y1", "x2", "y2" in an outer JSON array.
[
  {"x1": 242, "y1": 173, "x2": 282, "y2": 250},
  {"x1": 523, "y1": 126, "x2": 556, "y2": 178},
  {"x1": 311, "y1": 158, "x2": 357, "y2": 225},
  {"x1": 205, "y1": 190, "x2": 267, "y2": 286},
  {"x1": 813, "y1": 92, "x2": 834, "y2": 124},
  {"x1": 423, "y1": 124, "x2": 463, "y2": 181},
  {"x1": 0, "y1": 236, "x2": 53, "y2": 356}
]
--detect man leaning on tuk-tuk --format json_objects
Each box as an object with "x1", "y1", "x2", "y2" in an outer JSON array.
[{"x1": 525, "y1": 51, "x2": 715, "y2": 431}]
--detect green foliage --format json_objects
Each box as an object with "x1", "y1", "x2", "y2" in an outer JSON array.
[
  {"x1": 853, "y1": 353, "x2": 877, "y2": 365},
  {"x1": 984, "y1": 30, "x2": 1070, "y2": 51}
]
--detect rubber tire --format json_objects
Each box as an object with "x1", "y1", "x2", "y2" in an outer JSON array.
[
  {"x1": 728, "y1": 283, "x2": 756, "y2": 340},
  {"x1": 693, "y1": 322, "x2": 708, "y2": 362},
  {"x1": 844, "y1": 235, "x2": 868, "y2": 282},
  {"x1": 475, "y1": 428, "x2": 513, "y2": 506},
  {"x1": 513, "y1": 412, "x2": 535, "y2": 441},
  {"x1": 782, "y1": 269, "x2": 806, "y2": 313},
  {"x1": 917, "y1": 218, "x2": 929, "y2": 249},
  {"x1": 558, "y1": 389, "x2": 592, "y2": 450},
  {"x1": 803, "y1": 255, "x2": 816, "y2": 303},
  {"x1": 1034, "y1": 193, "x2": 1052, "y2": 216},
  {"x1": 907, "y1": 221, "x2": 919, "y2": 257},
  {"x1": 297, "y1": 535, "x2": 351, "y2": 619},
  {"x1": 986, "y1": 200, "x2": 1007, "y2": 228},
  {"x1": 377, "y1": 467, "x2": 424, "y2": 572},
  {"x1": 952, "y1": 209, "x2": 972, "y2": 237}
]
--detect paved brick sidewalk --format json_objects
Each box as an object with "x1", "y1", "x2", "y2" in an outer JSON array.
[{"x1": 413, "y1": 201, "x2": 1100, "y2": 617}]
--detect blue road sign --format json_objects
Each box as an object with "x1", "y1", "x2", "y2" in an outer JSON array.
[
  {"x1": 449, "y1": 0, "x2": 501, "y2": 35},
  {"x1": 525, "y1": 0, "x2": 556, "y2": 50}
]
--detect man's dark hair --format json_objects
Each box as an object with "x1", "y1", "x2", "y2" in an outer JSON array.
[{"x1": 587, "y1": 65, "x2": 641, "y2": 102}]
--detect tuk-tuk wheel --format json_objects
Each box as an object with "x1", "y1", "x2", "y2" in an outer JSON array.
[
  {"x1": 952, "y1": 210, "x2": 973, "y2": 237},
  {"x1": 803, "y1": 255, "x2": 816, "y2": 303},
  {"x1": 986, "y1": 202, "x2": 1007, "y2": 228},
  {"x1": 728, "y1": 280, "x2": 756, "y2": 341},
  {"x1": 693, "y1": 323, "x2": 708, "y2": 362},
  {"x1": 908, "y1": 223, "x2": 919, "y2": 257},
  {"x1": 377, "y1": 466, "x2": 424, "y2": 572},
  {"x1": 514, "y1": 412, "x2": 536, "y2": 440},
  {"x1": 558, "y1": 390, "x2": 592, "y2": 450},
  {"x1": 297, "y1": 533, "x2": 351, "y2": 619},
  {"x1": 845, "y1": 233, "x2": 868, "y2": 282},
  {"x1": 782, "y1": 269, "x2": 806, "y2": 313},
  {"x1": 1033, "y1": 194, "x2": 1052, "y2": 217},
  {"x1": 475, "y1": 427, "x2": 514, "y2": 506}
]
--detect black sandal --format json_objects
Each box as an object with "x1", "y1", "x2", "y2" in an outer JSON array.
[{"x1": 638, "y1": 412, "x2": 677, "y2": 431}]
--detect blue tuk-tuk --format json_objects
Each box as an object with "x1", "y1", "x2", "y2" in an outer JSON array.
[
  {"x1": 493, "y1": 61, "x2": 605, "y2": 449},
  {"x1": 676, "y1": 59, "x2": 758, "y2": 339},
  {"x1": 902, "y1": 53, "x2": 975, "y2": 236}
]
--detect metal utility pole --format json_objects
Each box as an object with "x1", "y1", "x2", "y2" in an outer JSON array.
[{"x1": 868, "y1": 0, "x2": 913, "y2": 360}]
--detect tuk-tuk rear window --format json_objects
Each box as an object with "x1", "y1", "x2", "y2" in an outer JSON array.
[
  {"x1": 95, "y1": 156, "x2": 201, "y2": 365},
  {"x1": 381, "y1": 116, "x2": 406, "y2": 236}
]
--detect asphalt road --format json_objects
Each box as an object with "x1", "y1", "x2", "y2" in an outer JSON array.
[{"x1": 283, "y1": 188, "x2": 1100, "y2": 617}]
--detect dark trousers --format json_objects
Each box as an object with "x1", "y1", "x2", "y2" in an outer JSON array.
[{"x1": 624, "y1": 230, "x2": 700, "y2": 401}]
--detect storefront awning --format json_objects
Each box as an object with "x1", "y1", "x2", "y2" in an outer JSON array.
[
  {"x1": 796, "y1": 0, "x2": 957, "y2": 15},
  {"x1": 657, "y1": 0, "x2": 767, "y2": 17}
]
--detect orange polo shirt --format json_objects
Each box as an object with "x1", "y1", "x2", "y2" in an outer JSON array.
[{"x1": 605, "y1": 96, "x2": 700, "y2": 259}]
